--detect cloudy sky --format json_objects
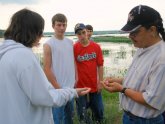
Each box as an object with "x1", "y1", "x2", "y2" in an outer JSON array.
[{"x1": 0, "y1": 0, "x2": 165, "y2": 32}]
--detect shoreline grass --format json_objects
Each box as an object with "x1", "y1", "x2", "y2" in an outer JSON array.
[{"x1": 93, "y1": 36, "x2": 132, "y2": 44}]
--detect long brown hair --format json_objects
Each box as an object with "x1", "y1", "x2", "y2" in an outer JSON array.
[{"x1": 4, "y1": 9, "x2": 44, "y2": 47}]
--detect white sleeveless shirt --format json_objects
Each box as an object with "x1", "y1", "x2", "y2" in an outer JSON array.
[{"x1": 45, "y1": 36, "x2": 75, "y2": 88}]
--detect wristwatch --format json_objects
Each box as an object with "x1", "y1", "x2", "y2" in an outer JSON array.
[{"x1": 121, "y1": 87, "x2": 127, "y2": 94}]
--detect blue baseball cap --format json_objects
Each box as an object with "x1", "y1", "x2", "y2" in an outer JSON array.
[{"x1": 74, "y1": 23, "x2": 86, "y2": 34}]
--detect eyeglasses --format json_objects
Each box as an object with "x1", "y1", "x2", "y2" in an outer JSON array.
[
  {"x1": 129, "y1": 26, "x2": 142, "y2": 37},
  {"x1": 77, "y1": 30, "x2": 86, "y2": 35}
]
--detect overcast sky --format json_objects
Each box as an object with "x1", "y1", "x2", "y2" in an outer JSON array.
[{"x1": 0, "y1": 0, "x2": 165, "y2": 32}]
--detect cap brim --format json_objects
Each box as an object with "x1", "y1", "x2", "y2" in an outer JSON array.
[
  {"x1": 121, "y1": 24, "x2": 141, "y2": 33},
  {"x1": 75, "y1": 28, "x2": 85, "y2": 34}
]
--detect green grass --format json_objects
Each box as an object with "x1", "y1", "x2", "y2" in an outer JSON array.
[
  {"x1": 102, "y1": 90, "x2": 123, "y2": 124},
  {"x1": 93, "y1": 36, "x2": 132, "y2": 44},
  {"x1": 73, "y1": 90, "x2": 123, "y2": 124}
]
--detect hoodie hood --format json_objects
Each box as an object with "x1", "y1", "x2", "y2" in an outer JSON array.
[{"x1": 0, "y1": 40, "x2": 25, "y2": 60}]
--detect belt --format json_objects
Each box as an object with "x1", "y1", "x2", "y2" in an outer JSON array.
[
  {"x1": 124, "y1": 110, "x2": 163, "y2": 121},
  {"x1": 124, "y1": 110, "x2": 142, "y2": 119}
]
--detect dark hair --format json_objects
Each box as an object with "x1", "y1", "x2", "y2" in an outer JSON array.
[
  {"x1": 85, "y1": 24, "x2": 93, "y2": 31},
  {"x1": 157, "y1": 20, "x2": 165, "y2": 41},
  {"x1": 4, "y1": 9, "x2": 44, "y2": 47},
  {"x1": 142, "y1": 13, "x2": 165, "y2": 41},
  {"x1": 52, "y1": 13, "x2": 67, "y2": 25}
]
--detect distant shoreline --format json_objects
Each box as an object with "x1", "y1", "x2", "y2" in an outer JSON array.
[
  {"x1": 0, "y1": 29, "x2": 127, "y2": 38},
  {"x1": 43, "y1": 30, "x2": 127, "y2": 37},
  {"x1": 0, "y1": 35, "x2": 132, "y2": 44}
]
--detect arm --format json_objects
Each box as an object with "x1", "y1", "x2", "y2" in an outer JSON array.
[
  {"x1": 98, "y1": 66, "x2": 103, "y2": 81},
  {"x1": 124, "y1": 88, "x2": 154, "y2": 109},
  {"x1": 73, "y1": 42, "x2": 78, "y2": 87},
  {"x1": 102, "y1": 63, "x2": 165, "y2": 110},
  {"x1": 19, "y1": 54, "x2": 91, "y2": 107},
  {"x1": 74, "y1": 59, "x2": 78, "y2": 87},
  {"x1": 123, "y1": 64, "x2": 165, "y2": 110},
  {"x1": 96, "y1": 45, "x2": 104, "y2": 92},
  {"x1": 102, "y1": 82, "x2": 154, "y2": 109},
  {"x1": 43, "y1": 44, "x2": 60, "y2": 89},
  {"x1": 97, "y1": 66, "x2": 103, "y2": 92}
]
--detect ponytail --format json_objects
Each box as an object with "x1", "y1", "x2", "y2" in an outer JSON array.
[
  {"x1": 157, "y1": 18, "x2": 165, "y2": 41},
  {"x1": 158, "y1": 26, "x2": 165, "y2": 41}
]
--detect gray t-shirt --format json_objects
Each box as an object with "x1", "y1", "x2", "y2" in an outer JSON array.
[{"x1": 45, "y1": 36, "x2": 75, "y2": 88}]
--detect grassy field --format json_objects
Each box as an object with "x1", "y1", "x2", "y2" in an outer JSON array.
[{"x1": 73, "y1": 90, "x2": 123, "y2": 124}]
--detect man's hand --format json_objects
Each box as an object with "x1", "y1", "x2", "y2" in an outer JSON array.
[
  {"x1": 104, "y1": 77, "x2": 123, "y2": 84},
  {"x1": 76, "y1": 88, "x2": 91, "y2": 96},
  {"x1": 101, "y1": 81, "x2": 123, "y2": 93}
]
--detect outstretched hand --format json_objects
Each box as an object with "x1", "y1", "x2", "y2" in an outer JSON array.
[{"x1": 76, "y1": 88, "x2": 91, "y2": 96}]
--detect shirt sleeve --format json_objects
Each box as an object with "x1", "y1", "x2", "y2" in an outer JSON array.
[
  {"x1": 19, "y1": 57, "x2": 78, "y2": 107},
  {"x1": 96, "y1": 45, "x2": 104, "y2": 66},
  {"x1": 143, "y1": 63, "x2": 165, "y2": 110}
]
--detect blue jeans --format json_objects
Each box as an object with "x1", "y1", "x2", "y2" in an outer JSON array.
[
  {"x1": 123, "y1": 112, "x2": 164, "y2": 124},
  {"x1": 76, "y1": 92, "x2": 104, "y2": 122},
  {"x1": 162, "y1": 112, "x2": 165, "y2": 124},
  {"x1": 52, "y1": 100, "x2": 74, "y2": 124}
]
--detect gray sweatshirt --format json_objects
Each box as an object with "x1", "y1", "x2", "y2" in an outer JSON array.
[{"x1": 0, "y1": 40, "x2": 77, "y2": 124}]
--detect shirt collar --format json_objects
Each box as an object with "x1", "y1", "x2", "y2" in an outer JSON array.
[{"x1": 137, "y1": 40, "x2": 163, "y2": 57}]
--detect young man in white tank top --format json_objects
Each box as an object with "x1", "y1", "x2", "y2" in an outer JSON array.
[{"x1": 43, "y1": 14, "x2": 75, "y2": 124}]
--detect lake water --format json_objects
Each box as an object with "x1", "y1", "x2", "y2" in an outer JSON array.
[{"x1": 0, "y1": 36, "x2": 136, "y2": 77}]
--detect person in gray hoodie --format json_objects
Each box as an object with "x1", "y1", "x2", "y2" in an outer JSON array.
[{"x1": 0, "y1": 9, "x2": 90, "y2": 124}]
